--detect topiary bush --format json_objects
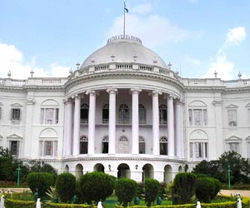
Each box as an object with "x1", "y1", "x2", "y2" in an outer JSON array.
[
  {"x1": 145, "y1": 178, "x2": 160, "y2": 207},
  {"x1": 172, "y1": 172, "x2": 197, "y2": 205},
  {"x1": 195, "y1": 177, "x2": 215, "y2": 203},
  {"x1": 55, "y1": 173, "x2": 76, "y2": 203},
  {"x1": 79, "y1": 172, "x2": 115, "y2": 204},
  {"x1": 27, "y1": 172, "x2": 54, "y2": 197},
  {"x1": 115, "y1": 178, "x2": 137, "y2": 207}
]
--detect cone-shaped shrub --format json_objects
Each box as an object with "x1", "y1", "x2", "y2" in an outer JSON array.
[
  {"x1": 115, "y1": 178, "x2": 137, "y2": 207},
  {"x1": 55, "y1": 173, "x2": 76, "y2": 203}
]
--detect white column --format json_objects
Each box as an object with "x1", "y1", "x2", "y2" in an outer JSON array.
[
  {"x1": 73, "y1": 95, "x2": 80, "y2": 155},
  {"x1": 131, "y1": 88, "x2": 141, "y2": 154},
  {"x1": 152, "y1": 91, "x2": 161, "y2": 155},
  {"x1": 175, "y1": 100, "x2": 182, "y2": 158},
  {"x1": 65, "y1": 99, "x2": 73, "y2": 156},
  {"x1": 107, "y1": 88, "x2": 117, "y2": 154},
  {"x1": 167, "y1": 95, "x2": 175, "y2": 156},
  {"x1": 88, "y1": 91, "x2": 96, "y2": 154}
]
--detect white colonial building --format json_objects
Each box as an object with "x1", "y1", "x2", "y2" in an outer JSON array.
[{"x1": 0, "y1": 35, "x2": 250, "y2": 182}]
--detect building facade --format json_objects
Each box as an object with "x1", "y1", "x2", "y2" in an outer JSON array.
[{"x1": 0, "y1": 35, "x2": 250, "y2": 182}]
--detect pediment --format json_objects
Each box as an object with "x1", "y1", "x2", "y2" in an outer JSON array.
[
  {"x1": 7, "y1": 134, "x2": 22, "y2": 139},
  {"x1": 226, "y1": 136, "x2": 242, "y2": 141},
  {"x1": 189, "y1": 100, "x2": 207, "y2": 107},
  {"x1": 10, "y1": 103, "x2": 23, "y2": 107},
  {"x1": 39, "y1": 128, "x2": 58, "y2": 138},
  {"x1": 226, "y1": 104, "x2": 238, "y2": 109},
  {"x1": 41, "y1": 99, "x2": 59, "y2": 106},
  {"x1": 189, "y1": 129, "x2": 208, "y2": 140}
]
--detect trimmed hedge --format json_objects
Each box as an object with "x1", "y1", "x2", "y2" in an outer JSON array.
[{"x1": 5, "y1": 198, "x2": 35, "y2": 208}]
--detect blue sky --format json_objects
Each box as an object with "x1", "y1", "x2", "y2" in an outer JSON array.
[{"x1": 0, "y1": 0, "x2": 249, "y2": 79}]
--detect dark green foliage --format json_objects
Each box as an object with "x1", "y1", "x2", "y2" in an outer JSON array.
[
  {"x1": 195, "y1": 177, "x2": 215, "y2": 203},
  {"x1": 158, "y1": 182, "x2": 167, "y2": 199},
  {"x1": 172, "y1": 172, "x2": 197, "y2": 205},
  {"x1": 27, "y1": 172, "x2": 54, "y2": 197},
  {"x1": 210, "y1": 178, "x2": 221, "y2": 199},
  {"x1": 79, "y1": 172, "x2": 115, "y2": 204},
  {"x1": 193, "y1": 151, "x2": 250, "y2": 185},
  {"x1": 55, "y1": 173, "x2": 76, "y2": 203},
  {"x1": 144, "y1": 178, "x2": 160, "y2": 207},
  {"x1": 115, "y1": 178, "x2": 137, "y2": 207},
  {"x1": 136, "y1": 182, "x2": 144, "y2": 199}
]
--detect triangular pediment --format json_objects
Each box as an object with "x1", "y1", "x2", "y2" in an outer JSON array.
[
  {"x1": 7, "y1": 134, "x2": 22, "y2": 139},
  {"x1": 226, "y1": 104, "x2": 238, "y2": 109},
  {"x1": 10, "y1": 103, "x2": 23, "y2": 107}
]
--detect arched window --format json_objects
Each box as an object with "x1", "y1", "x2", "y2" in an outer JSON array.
[
  {"x1": 119, "y1": 104, "x2": 129, "y2": 123},
  {"x1": 102, "y1": 104, "x2": 109, "y2": 123},
  {"x1": 80, "y1": 104, "x2": 89, "y2": 123},
  {"x1": 80, "y1": 135, "x2": 88, "y2": 154},
  {"x1": 139, "y1": 136, "x2": 145, "y2": 154},
  {"x1": 139, "y1": 104, "x2": 146, "y2": 124},
  {"x1": 160, "y1": 136, "x2": 168, "y2": 155},
  {"x1": 118, "y1": 135, "x2": 129, "y2": 153},
  {"x1": 102, "y1": 136, "x2": 109, "y2": 153},
  {"x1": 159, "y1": 104, "x2": 167, "y2": 124}
]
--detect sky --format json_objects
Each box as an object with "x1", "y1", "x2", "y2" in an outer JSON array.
[{"x1": 0, "y1": 0, "x2": 249, "y2": 80}]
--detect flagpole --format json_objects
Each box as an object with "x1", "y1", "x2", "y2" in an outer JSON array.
[{"x1": 123, "y1": 2, "x2": 126, "y2": 38}]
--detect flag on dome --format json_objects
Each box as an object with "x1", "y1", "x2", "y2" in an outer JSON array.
[{"x1": 124, "y1": 3, "x2": 129, "y2": 13}]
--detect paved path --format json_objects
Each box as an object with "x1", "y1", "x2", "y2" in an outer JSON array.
[{"x1": 220, "y1": 189, "x2": 250, "y2": 198}]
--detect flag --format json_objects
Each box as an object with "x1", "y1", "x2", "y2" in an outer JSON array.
[{"x1": 124, "y1": 3, "x2": 129, "y2": 13}]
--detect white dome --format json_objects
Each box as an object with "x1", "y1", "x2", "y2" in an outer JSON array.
[{"x1": 80, "y1": 35, "x2": 168, "y2": 69}]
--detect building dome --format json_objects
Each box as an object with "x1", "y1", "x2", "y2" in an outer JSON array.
[{"x1": 80, "y1": 35, "x2": 168, "y2": 69}]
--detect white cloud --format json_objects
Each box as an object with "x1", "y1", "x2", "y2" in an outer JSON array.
[
  {"x1": 131, "y1": 3, "x2": 152, "y2": 15},
  {"x1": 0, "y1": 42, "x2": 69, "y2": 79},
  {"x1": 106, "y1": 12, "x2": 190, "y2": 48},
  {"x1": 225, "y1": 27, "x2": 246, "y2": 45},
  {"x1": 190, "y1": 0, "x2": 199, "y2": 4},
  {"x1": 186, "y1": 56, "x2": 201, "y2": 65},
  {"x1": 204, "y1": 52, "x2": 234, "y2": 80}
]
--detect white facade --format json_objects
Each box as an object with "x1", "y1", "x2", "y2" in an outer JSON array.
[{"x1": 1, "y1": 35, "x2": 250, "y2": 182}]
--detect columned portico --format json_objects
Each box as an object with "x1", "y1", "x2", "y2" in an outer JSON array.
[
  {"x1": 131, "y1": 88, "x2": 141, "y2": 155},
  {"x1": 152, "y1": 91, "x2": 161, "y2": 155},
  {"x1": 87, "y1": 91, "x2": 96, "y2": 154},
  {"x1": 107, "y1": 88, "x2": 117, "y2": 154},
  {"x1": 73, "y1": 95, "x2": 80, "y2": 155},
  {"x1": 167, "y1": 95, "x2": 175, "y2": 156}
]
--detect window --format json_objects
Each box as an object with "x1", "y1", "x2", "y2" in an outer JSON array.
[
  {"x1": 39, "y1": 140, "x2": 58, "y2": 157},
  {"x1": 189, "y1": 109, "x2": 208, "y2": 126},
  {"x1": 228, "y1": 109, "x2": 237, "y2": 126},
  {"x1": 160, "y1": 136, "x2": 168, "y2": 155},
  {"x1": 119, "y1": 104, "x2": 129, "y2": 123},
  {"x1": 80, "y1": 135, "x2": 88, "y2": 154},
  {"x1": 80, "y1": 104, "x2": 89, "y2": 123},
  {"x1": 45, "y1": 141, "x2": 53, "y2": 156},
  {"x1": 102, "y1": 136, "x2": 109, "y2": 153},
  {"x1": 139, "y1": 104, "x2": 146, "y2": 124},
  {"x1": 159, "y1": 104, "x2": 167, "y2": 124},
  {"x1": 40, "y1": 108, "x2": 59, "y2": 124},
  {"x1": 190, "y1": 142, "x2": 208, "y2": 159},
  {"x1": 139, "y1": 136, "x2": 145, "y2": 154},
  {"x1": 102, "y1": 104, "x2": 109, "y2": 123},
  {"x1": 10, "y1": 141, "x2": 19, "y2": 156},
  {"x1": 118, "y1": 135, "x2": 129, "y2": 153},
  {"x1": 229, "y1": 142, "x2": 239, "y2": 152},
  {"x1": 11, "y1": 108, "x2": 21, "y2": 124}
]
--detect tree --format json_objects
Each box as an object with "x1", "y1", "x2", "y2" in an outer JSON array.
[
  {"x1": 79, "y1": 172, "x2": 115, "y2": 204},
  {"x1": 145, "y1": 178, "x2": 160, "y2": 207},
  {"x1": 115, "y1": 178, "x2": 137, "y2": 207}
]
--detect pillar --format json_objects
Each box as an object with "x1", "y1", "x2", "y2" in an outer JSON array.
[
  {"x1": 167, "y1": 95, "x2": 175, "y2": 156},
  {"x1": 73, "y1": 95, "x2": 80, "y2": 155},
  {"x1": 88, "y1": 91, "x2": 96, "y2": 154}
]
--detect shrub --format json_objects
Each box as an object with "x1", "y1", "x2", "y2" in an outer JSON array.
[
  {"x1": 145, "y1": 178, "x2": 160, "y2": 207},
  {"x1": 195, "y1": 177, "x2": 215, "y2": 203},
  {"x1": 136, "y1": 182, "x2": 144, "y2": 199},
  {"x1": 172, "y1": 172, "x2": 197, "y2": 204},
  {"x1": 26, "y1": 172, "x2": 54, "y2": 197},
  {"x1": 79, "y1": 172, "x2": 115, "y2": 204},
  {"x1": 115, "y1": 178, "x2": 137, "y2": 207},
  {"x1": 210, "y1": 178, "x2": 221, "y2": 200},
  {"x1": 55, "y1": 173, "x2": 76, "y2": 203},
  {"x1": 158, "y1": 182, "x2": 167, "y2": 199}
]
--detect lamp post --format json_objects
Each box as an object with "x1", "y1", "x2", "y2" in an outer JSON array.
[
  {"x1": 16, "y1": 165, "x2": 21, "y2": 186},
  {"x1": 227, "y1": 165, "x2": 231, "y2": 190}
]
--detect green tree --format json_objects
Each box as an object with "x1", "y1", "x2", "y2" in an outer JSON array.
[
  {"x1": 79, "y1": 172, "x2": 115, "y2": 204},
  {"x1": 172, "y1": 173, "x2": 197, "y2": 205},
  {"x1": 145, "y1": 178, "x2": 160, "y2": 207},
  {"x1": 115, "y1": 178, "x2": 137, "y2": 207}
]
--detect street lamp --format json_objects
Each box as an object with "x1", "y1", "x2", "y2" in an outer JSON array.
[
  {"x1": 227, "y1": 165, "x2": 231, "y2": 190},
  {"x1": 16, "y1": 165, "x2": 21, "y2": 186}
]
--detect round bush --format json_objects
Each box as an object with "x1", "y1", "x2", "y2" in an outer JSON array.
[
  {"x1": 27, "y1": 172, "x2": 54, "y2": 197},
  {"x1": 195, "y1": 177, "x2": 215, "y2": 203},
  {"x1": 79, "y1": 172, "x2": 115, "y2": 204},
  {"x1": 55, "y1": 173, "x2": 76, "y2": 203},
  {"x1": 115, "y1": 178, "x2": 137, "y2": 207},
  {"x1": 145, "y1": 178, "x2": 160, "y2": 207}
]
